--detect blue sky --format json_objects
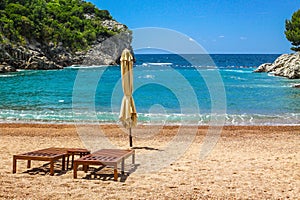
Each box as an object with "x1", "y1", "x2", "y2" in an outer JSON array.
[{"x1": 88, "y1": 0, "x2": 299, "y2": 54}]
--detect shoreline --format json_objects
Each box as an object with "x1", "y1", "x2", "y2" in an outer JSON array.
[
  {"x1": 1, "y1": 122, "x2": 299, "y2": 137},
  {"x1": 0, "y1": 120, "x2": 299, "y2": 127}
]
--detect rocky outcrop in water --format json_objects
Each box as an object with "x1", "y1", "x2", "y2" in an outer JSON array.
[
  {"x1": 0, "y1": 19, "x2": 132, "y2": 71},
  {"x1": 254, "y1": 53, "x2": 300, "y2": 79},
  {"x1": 0, "y1": 64, "x2": 16, "y2": 73}
]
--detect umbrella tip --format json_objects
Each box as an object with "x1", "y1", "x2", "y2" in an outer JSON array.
[
  {"x1": 122, "y1": 48, "x2": 130, "y2": 53},
  {"x1": 121, "y1": 48, "x2": 133, "y2": 61}
]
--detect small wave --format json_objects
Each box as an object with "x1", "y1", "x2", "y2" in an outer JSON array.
[
  {"x1": 291, "y1": 84, "x2": 300, "y2": 88},
  {"x1": 137, "y1": 113, "x2": 300, "y2": 126},
  {"x1": 142, "y1": 62, "x2": 173, "y2": 66},
  {"x1": 222, "y1": 69, "x2": 252, "y2": 73},
  {"x1": 228, "y1": 76, "x2": 247, "y2": 81},
  {"x1": 0, "y1": 74, "x2": 18, "y2": 77},
  {"x1": 267, "y1": 73, "x2": 275, "y2": 77},
  {"x1": 65, "y1": 65, "x2": 110, "y2": 69},
  {"x1": 229, "y1": 84, "x2": 286, "y2": 89},
  {"x1": 138, "y1": 74, "x2": 155, "y2": 79}
]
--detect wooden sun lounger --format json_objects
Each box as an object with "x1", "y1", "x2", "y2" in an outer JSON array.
[
  {"x1": 13, "y1": 147, "x2": 90, "y2": 175},
  {"x1": 73, "y1": 149, "x2": 135, "y2": 181}
]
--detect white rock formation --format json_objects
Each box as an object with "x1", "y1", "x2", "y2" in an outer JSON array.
[{"x1": 254, "y1": 53, "x2": 300, "y2": 79}]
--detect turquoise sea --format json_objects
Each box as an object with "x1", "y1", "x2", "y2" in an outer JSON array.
[{"x1": 0, "y1": 54, "x2": 299, "y2": 125}]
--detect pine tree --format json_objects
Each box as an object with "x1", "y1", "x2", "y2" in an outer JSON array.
[{"x1": 285, "y1": 9, "x2": 300, "y2": 52}]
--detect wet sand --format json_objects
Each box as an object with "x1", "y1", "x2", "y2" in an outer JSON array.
[{"x1": 0, "y1": 123, "x2": 299, "y2": 199}]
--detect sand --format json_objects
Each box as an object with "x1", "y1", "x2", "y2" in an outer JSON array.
[{"x1": 0, "y1": 123, "x2": 299, "y2": 199}]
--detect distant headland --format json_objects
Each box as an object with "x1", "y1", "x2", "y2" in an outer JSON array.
[{"x1": 0, "y1": 0, "x2": 132, "y2": 72}]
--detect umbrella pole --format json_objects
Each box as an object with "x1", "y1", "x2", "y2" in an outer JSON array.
[{"x1": 129, "y1": 127, "x2": 133, "y2": 147}]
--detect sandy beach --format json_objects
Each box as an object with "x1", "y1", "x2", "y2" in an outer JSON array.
[{"x1": 0, "y1": 123, "x2": 299, "y2": 199}]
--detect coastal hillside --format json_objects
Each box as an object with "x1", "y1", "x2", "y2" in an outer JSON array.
[{"x1": 0, "y1": 0, "x2": 132, "y2": 72}]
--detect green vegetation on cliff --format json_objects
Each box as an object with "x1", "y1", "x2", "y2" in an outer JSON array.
[
  {"x1": 0, "y1": 0, "x2": 120, "y2": 51},
  {"x1": 285, "y1": 9, "x2": 300, "y2": 52}
]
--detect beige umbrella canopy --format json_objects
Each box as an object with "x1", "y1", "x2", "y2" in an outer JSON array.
[{"x1": 119, "y1": 48, "x2": 137, "y2": 147}]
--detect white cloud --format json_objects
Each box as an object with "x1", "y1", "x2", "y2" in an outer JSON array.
[
  {"x1": 240, "y1": 36, "x2": 247, "y2": 40},
  {"x1": 219, "y1": 35, "x2": 225, "y2": 38}
]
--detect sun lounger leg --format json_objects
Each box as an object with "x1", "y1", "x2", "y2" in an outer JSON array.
[
  {"x1": 132, "y1": 153, "x2": 135, "y2": 164},
  {"x1": 71, "y1": 154, "x2": 75, "y2": 169},
  {"x1": 114, "y1": 168, "x2": 118, "y2": 181},
  {"x1": 121, "y1": 158, "x2": 125, "y2": 175},
  {"x1": 27, "y1": 160, "x2": 31, "y2": 168},
  {"x1": 83, "y1": 164, "x2": 88, "y2": 172},
  {"x1": 50, "y1": 160, "x2": 54, "y2": 176},
  {"x1": 62, "y1": 156, "x2": 65, "y2": 170},
  {"x1": 66, "y1": 155, "x2": 70, "y2": 170},
  {"x1": 73, "y1": 163, "x2": 78, "y2": 179},
  {"x1": 13, "y1": 156, "x2": 17, "y2": 173}
]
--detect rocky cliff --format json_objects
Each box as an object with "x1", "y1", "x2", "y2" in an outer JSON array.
[
  {"x1": 254, "y1": 53, "x2": 300, "y2": 79},
  {"x1": 0, "y1": 19, "x2": 132, "y2": 73}
]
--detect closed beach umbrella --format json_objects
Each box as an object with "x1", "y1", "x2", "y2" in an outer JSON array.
[{"x1": 119, "y1": 48, "x2": 137, "y2": 147}]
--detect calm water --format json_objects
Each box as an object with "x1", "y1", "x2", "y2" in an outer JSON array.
[{"x1": 0, "y1": 54, "x2": 299, "y2": 125}]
